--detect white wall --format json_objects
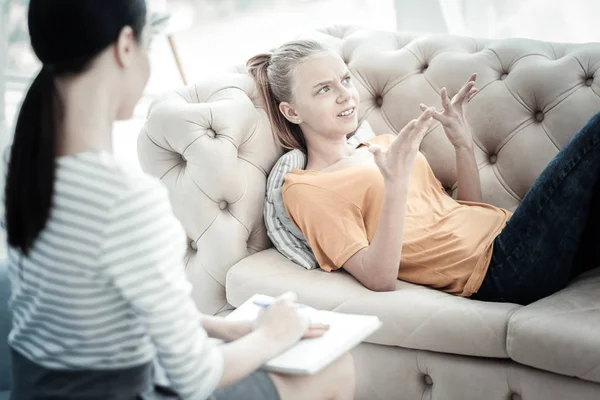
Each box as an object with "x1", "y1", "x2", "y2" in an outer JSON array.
[
  {"x1": 441, "y1": 0, "x2": 600, "y2": 42},
  {"x1": 395, "y1": 0, "x2": 448, "y2": 33},
  {"x1": 396, "y1": 0, "x2": 600, "y2": 43}
]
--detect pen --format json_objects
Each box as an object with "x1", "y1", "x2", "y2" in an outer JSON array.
[{"x1": 253, "y1": 299, "x2": 307, "y2": 309}]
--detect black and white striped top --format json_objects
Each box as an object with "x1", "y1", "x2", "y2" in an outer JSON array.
[{"x1": 7, "y1": 152, "x2": 223, "y2": 399}]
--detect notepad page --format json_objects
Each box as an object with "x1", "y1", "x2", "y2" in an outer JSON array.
[{"x1": 227, "y1": 294, "x2": 382, "y2": 375}]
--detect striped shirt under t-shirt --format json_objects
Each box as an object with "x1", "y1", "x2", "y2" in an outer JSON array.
[{"x1": 7, "y1": 151, "x2": 223, "y2": 399}]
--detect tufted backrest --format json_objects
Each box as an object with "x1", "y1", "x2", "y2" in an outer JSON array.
[{"x1": 138, "y1": 26, "x2": 600, "y2": 314}]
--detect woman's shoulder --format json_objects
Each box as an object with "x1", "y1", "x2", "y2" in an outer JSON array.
[{"x1": 56, "y1": 151, "x2": 168, "y2": 207}]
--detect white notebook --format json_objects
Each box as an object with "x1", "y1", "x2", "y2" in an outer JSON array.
[{"x1": 226, "y1": 294, "x2": 382, "y2": 375}]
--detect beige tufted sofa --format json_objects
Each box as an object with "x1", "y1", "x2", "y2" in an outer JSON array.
[{"x1": 138, "y1": 26, "x2": 600, "y2": 400}]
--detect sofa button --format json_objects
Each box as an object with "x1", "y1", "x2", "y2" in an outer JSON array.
[
  {"x1": 500, "y1": 73, "x2": 508, "y2": 80},
  {"x1": 190, "y1": 240, "x2": 198, "y2": 251},
  {"x1": 180, "y1": 154, "x2": 187, "y2": 163},
  {"x1": 489, "y1": 154, "x2": 497, "y2": 164},
  {"x1": 207, "y1": 129, "x2": 216, "y2": 138},
  {"x1": 423, "y1": 374, "x2": 433, "y2": 385},
  {"x1": 586, "y1": 77, "x2": 594, "y2": 86},
  {"x1": 375, "y1": 96, "x2": 383, "y2": 107},
  {"x1": 421, "y1": 63, "x2": 428, "y2": 72},
  {"x1": 534, "y1": 111, "x2": 544, "y2": 122},
  {"x1": 219, "y1": 200, "x2": 228, "y2": 210},
  {"x1": 511, "y1": 393, "x2": 522, "y2": 400}
]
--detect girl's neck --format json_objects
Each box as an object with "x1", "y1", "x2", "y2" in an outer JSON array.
[{"x1": 305, "y1": 135, "x2": 355, "y2": 171}]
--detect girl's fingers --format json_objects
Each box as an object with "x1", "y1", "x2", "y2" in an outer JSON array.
[
  {"x1": 440, "y1": 88, "x2": 451, "y2": 111},
  {"x1": 431, "y1": 110, "x2": 450, "y2": 125},
  {"x1": 369, "y1": 144, "x2": 385, "y2": 165},
  {"x1": 418, "y1": 107, "x2": 434, "y2": 122},
  {"x1": 399, "y1": 119, "x2": 417, "y2": 136},
  {"x1": 460, "y1": 73, "x2": 478, "y2": 101},
  {"x1": 467, "y1": 88, "x2": 479, "y2": 102},
  {"x1": 368, "y1": 144, "x2": 381, "y2": 154},
  {"x1": 455, "y1": 80, "x2": 475, "y2": 102}
]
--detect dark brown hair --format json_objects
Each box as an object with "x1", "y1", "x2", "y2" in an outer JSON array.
[{"x1": 5, "y1": 0, "x2": 147, "y2": 254}]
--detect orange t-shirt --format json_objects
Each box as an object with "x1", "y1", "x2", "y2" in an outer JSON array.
[{"x1": 282, "y1": 134, "x2": 512, "y2": 297}]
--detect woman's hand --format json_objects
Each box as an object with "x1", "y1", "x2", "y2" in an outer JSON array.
[
  {"x1": 214, "y1": 293, "x2": 329, "y2": 389},
  {"x1": 254, "y1": 292, "x2": 330, "y2": 354},
  {"x1": 225, "y1": 319, "x2": 254, "y2": 341},
  {"x1": 230, "y1": 317, "x2": 328, "y2": 341},
  {"x1": 370, "y1": 107, "x2": 435, "y2": 184},
  {"x1": 420, "y1": 73, "x2": 478, "y2": 149}
]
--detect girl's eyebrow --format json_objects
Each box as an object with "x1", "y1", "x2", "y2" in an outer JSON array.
[
  {"x1": 313, "y1": 71, "x2": 351, "y2": 89},
  {"x1": 313, "y1": 79, "x2": 333, "y2": 89}
]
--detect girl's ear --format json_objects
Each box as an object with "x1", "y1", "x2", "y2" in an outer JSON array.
[{"x1": 279, "y1": 101, "x2": 302, "y2": 124}]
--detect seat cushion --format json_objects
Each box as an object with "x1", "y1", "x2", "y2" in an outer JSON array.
[
  {"x1": 226, "y1": 249, "x2": 520, "y2": 358},
  {"x1": 507, "y1": 268, "x2": 600, "y2": 384}
]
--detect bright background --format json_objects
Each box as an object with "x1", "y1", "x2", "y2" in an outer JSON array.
[{"x1": 1, "y1": 0, "x2": 600, "y2": 254}]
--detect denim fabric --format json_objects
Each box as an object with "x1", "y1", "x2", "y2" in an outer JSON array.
[{"x1": 473, "y1": 111, "x2": 600, "y2": 305}]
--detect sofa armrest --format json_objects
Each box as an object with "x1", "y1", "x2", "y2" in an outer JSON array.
[
  {"x1": 138, "y1": 76, "x2": 282, "y2": 314},
  {"x1": 507, "y1": 268, "x2": 600, "y2": 384}
]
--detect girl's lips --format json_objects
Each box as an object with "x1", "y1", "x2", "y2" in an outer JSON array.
[{"x1": 338, "y1": 107, "x2": 356, "y2": 117}]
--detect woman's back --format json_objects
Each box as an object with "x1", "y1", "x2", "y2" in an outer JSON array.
[
  {"x1": 9, "y1": 152, "x2": 226, "y2": 398},
  {"x1": 8, "y1": 152, "x2": 187, "y2": 368}
]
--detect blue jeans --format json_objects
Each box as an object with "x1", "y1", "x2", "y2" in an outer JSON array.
[{"x1": 472, "y1": 111, "x2": 600, "y2": 305}]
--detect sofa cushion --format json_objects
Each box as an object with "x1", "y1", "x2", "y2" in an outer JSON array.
[
  {"x1": 226, "y1": 248, "x2": 520, "y2": 358},
  {"x1": 265, "y1": 149, "x2": 316, "y2": 270},
  {"x1": 507, "y1": 268, "x2": 600, "y2": 384}
]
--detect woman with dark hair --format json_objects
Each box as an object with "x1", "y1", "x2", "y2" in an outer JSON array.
[{"x1": 4, "y1": 1, "x2": 354, "y2": 399}]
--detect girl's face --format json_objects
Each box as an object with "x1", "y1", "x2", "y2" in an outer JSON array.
[{"x1": 279, "y1": 51, "x2": 360, "y2": 141}]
